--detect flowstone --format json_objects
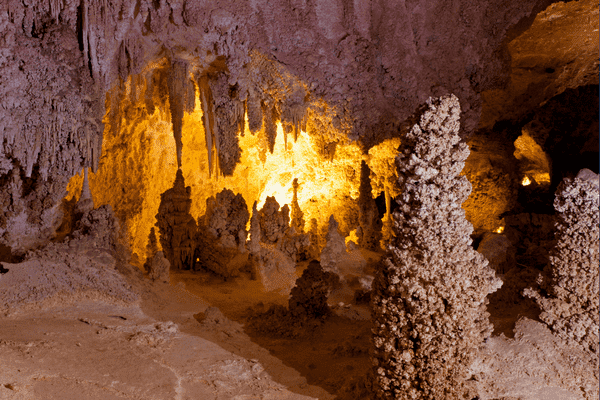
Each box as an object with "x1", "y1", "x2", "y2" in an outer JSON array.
[{"x1": 371, "y1": 95, "x2": 502, "y2": 399}]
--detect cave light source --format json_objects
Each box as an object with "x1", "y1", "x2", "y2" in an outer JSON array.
[{"x1": 522, "y1": 176, "x2": 531, "y2": 186}]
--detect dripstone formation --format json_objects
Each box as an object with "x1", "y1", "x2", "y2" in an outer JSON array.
[
  {"x1": 155, "y1": 169, "x2": 197, "y2": 271},
  {"x1": 525, "y1": 169, "x2": 599, "y2": 359},
  {"x1": 371, "y1": 95, "x2": 502, "y2": 399}
]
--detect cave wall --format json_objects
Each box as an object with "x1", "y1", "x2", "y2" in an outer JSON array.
[{"x1": 0, "y1": 0, "x2": 597, "y2": 254}]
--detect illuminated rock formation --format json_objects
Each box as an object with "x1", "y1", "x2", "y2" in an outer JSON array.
[
  {"x1": 320, "y1": 215, "x2": 346, "y2": 274},
  {"x1": 74, "y1": 168, "x2": 94, "y2": 215},
  {"x1": 155, "y1": 170, "x2": 197, "y2": 271},
  {"x1": 357, "y1": 160, "x2": 382, "y2": 250},
  {"x1": 196, "y1": 188, "x2": 249, "y2": 278},
  {"x1": 525, "y1": 169, "x2": 599, "y2": 357},
  {"x1": 258, "y1": 196, "x2": 290, "y2": 246},
  {"x1": 148, "y1": 251, "x2": 170, "y2": 283},
  {"x1": 371, "y1": 95, "x2": 502, "y2": 399},
  {"x1": 290, "y1": 178, "x2": 305, "y2": 233},
  {"x1": 143, "y1": 227, "x2": 158, "y2": 273}
]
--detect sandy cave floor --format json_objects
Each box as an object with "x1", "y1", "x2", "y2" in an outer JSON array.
[{"x1": 0, "y1": 256, "x2": 597, "y2": 400}]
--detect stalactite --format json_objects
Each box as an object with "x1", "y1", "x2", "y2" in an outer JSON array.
[
  {"x1": 167, "y1": 60, "x2": 187, "y2": 168},
  {"x1": 263, "y1": 103, "x2": 278, "y2": 154},
  {"x1": 210, "y1": 74, "x2": 242, "y2": 176},
  {"x1": 144, "y1": 70, "x2": 155, "y2": 115},
  {"x1": 197, "y1": 74, "x2": 218, "y2": 176},
  {"x1": 247, "y1": 88, "x2": 263, "y2": 134}
]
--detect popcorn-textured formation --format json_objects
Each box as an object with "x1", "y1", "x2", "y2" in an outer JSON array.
[
  {"x1": 371, "y1": 95, "x2": 502, "y2": 399},
  {"x1": 525, "y1": 170, "x2": 599, "y2": 358}
]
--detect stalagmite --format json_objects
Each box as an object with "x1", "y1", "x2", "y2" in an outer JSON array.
[
  {"x1": 290, "y1": 178, "x2": 305, "y2": 233},
  {"x1": 525, "y1": 169, "x2": 599, "y2": 357},
  {"x1": 371, "y1": 95, "x2": 502, "y2": 399},
  {"x1": 357, "y1": 160, "x2": 382, "y2": 250},
  {"x1": 155, "y1": 170, "x2": 197, "y2": 271}
]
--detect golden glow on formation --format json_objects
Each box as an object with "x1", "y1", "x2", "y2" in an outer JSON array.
[
  {"x1": 67, "y1": 81, "x2": 374, "y2": 258},
  {"x1": 494, "y1": 226, "x2": 505, "y2": 234},
  {"x1": 514, "y1": 130, "x2": 551, "y2": 186}
]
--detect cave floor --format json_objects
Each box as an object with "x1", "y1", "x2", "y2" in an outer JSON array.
[{"x1": 0, "y1": 262, "x2": 596, "y2": 400}]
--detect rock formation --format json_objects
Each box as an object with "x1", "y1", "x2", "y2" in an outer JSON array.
[
  {"x1": 155, "y1": 170, "x2": 197, "y2": 271},
  {"x1": 289, "y1": 260, "x2": 336, "y2": 319},
  {"x1": 371, "y1": 95, "x2": 502, "y2": 399},
  {"x1": 320, "y1": 215, "x2": 346, "y2": 275},
  {"x1": 525, "y1": 169, "x2": 599, "y2": 357},
  {"x1": 357, "y1": 160, "x2": 382, "y2": 250},
  {"x1": 196, "y1": 188, "x2": 249, "y2": 278},
  {"x1": 148, "y1": 251, "x2": 170, "y2": 283},
  {"x1": 290, "y1": 178, "x2": 305, "y2": 233}
]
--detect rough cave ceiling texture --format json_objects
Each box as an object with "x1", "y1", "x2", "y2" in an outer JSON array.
[{"x1": 0, "y1": 0, "x2": 598, "y2": 254}]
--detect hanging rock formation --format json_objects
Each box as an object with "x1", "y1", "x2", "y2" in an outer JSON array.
[
  {"x1": 371, "y1": 95, "x2": 502, "y2": 399},
  {"x1": 525, "y1": 169, "x2": 599, "y2": 358},
  {"x1": 155, "y1": 170, "x2": 197, "y2": 271}
]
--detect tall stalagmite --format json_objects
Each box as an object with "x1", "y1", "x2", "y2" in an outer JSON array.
[
  {"x1": 358, "y1": 160, "x2": 382, "y2": 250},
  {"x1": 525, "y1": 169, "x2": 599, "y2": 358},
  {"x1": 371, "y1": 95, "x2": 502, "y2": 399},
  {"x1": 155, "y1": 170, "x2": 197, "y2": 271}
]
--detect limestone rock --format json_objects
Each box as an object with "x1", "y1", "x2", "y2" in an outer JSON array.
[
  {"x1": 477, "y1": 233, "x2": 515, "y2": 274},
  {"x1": 155, "y1": 170, "x2": 197, "y2": 271},
  {"x1": 319, "y1": 215, "x2": 346, "y2": 275},
  {"x1": 525, "y1": 172, "x2": 600, "y2": 358},
  {"x1": 148, "y1": 251, "x2": 170, "y2": 283},
  {"x1": 255, "y1": 243, "x2": 296, "y2": 295},
  {"x1": 289, "y1": 260, "x2": 336, "y2": 318},
  {"x1": 371, "y1": 95, "x2": 502, "y2": 400}
]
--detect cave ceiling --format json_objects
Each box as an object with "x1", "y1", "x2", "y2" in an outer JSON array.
[{"x1": 0, "y1": 0, "x2": 598, "y2": 254}]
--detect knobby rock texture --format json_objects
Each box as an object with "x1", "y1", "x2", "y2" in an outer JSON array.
[
  {"x1": 525, "y1": 171, "x2": 599, "y2": 359},
  {"x1": 371, "y1": 95, "x2": 502, "y2": 399}
]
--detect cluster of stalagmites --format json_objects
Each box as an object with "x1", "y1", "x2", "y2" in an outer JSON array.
[
  {"x1": 371, "y1": 95, "x2": 502, "y2": 399},
  {"x1": 525, "y1": 169, "x2": 599, "y2": 358}
]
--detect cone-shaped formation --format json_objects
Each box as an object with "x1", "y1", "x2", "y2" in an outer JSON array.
[
  {"x1": 155, "y1": 170, "x2": 197, "y2": 270},
  {"x1": 371, "y1": 95, "x2": 502, "y2": 399},
  {"x1": 525, "y1": 169, "x2": 599, "y2": 357},
  {"x1": 167, "y1": 60, "x2": 188, "y2": 168},
  {"x1": 289, "y1": 260, "x2": 336, "y2": 318},
  {"x1": 74, "y1": 168, "x2": 94, "y2": 215}
]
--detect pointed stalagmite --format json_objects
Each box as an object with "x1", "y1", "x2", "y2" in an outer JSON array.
[{"x1": 371, "y1": 95, "x2": 502, "y2": 399}]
